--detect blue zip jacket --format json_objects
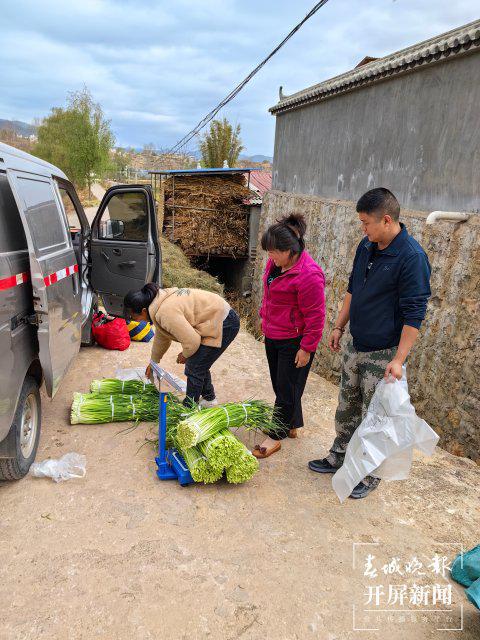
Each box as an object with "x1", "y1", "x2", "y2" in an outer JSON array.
[{"x1": 348, "y1": 224, "x2": 431, "y2": 352}]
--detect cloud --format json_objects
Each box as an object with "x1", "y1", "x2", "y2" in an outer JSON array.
[{"x1": 0, "y1": 0, "x2": 477, "y2": 154}]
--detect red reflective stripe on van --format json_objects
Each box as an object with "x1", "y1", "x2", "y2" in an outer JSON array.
[
  {"x1": 65, "y1": 264, "x2": 78, "y2": 276},
  {"x1": 0, "y1": 271, "x2": 30, "y2": 291},
  {"x1": 1, "y1": 265, "x2": 78, "y2": 290},
  {"x1": 43, "y1": 264, "x2": 78, "y2": 287}
]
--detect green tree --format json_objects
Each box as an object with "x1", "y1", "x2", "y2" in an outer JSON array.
[
  {"x1": 35, "y1": 88, "x2": 114, "y2": 194},
  {"x1": 199, "y1": 118, "x2": 244, "y2": 168}
]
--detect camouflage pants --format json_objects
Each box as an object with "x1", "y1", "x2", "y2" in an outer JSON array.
[{"x1": 327, "y1": 340, "x2": 398, "y2": 486}]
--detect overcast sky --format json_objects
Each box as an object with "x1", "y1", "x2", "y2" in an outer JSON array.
[{"x1": 1, "y1": 1, "x2": 477, "y2": 156}]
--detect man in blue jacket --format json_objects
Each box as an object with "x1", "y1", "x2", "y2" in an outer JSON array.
[{"x1": 309, "y1": 188, "x2": 431, "y2": 499}]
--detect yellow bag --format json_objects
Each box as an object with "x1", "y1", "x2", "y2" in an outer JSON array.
[{"x1": 127, "y1": 320, "x2": 154, "y2": 342}]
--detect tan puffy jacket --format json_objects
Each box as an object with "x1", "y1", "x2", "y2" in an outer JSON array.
[{"x1": 148, "y1": 288, "x2": 230, "y2": 362}]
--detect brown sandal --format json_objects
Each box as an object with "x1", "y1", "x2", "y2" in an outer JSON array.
[
  {"x1": 252, "y1": 442, "x2": 281, "y2": 459},
  {"x1": 288, "y1": 429, "x2": 298, "y2": 439}
]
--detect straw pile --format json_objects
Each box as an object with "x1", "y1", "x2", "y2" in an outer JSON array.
[
  {"x1": 163, "y1": 174, "x2": 252, "y2": 257},
  {"x1": 160, "y1": 236, "x2": 224, "y2": 294}
]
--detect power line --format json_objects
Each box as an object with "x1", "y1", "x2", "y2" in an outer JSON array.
[{"x1": 168, "y1": 0, "x2": 331, "y2": 154}]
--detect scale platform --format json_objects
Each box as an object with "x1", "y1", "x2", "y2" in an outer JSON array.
[{"x1": 150, "y1": 361, "x2": 195, "y2": 486}]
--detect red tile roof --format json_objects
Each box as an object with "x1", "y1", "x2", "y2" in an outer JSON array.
[{"x1": 249, "y1": 171, "x2": 272, "y2": 196}]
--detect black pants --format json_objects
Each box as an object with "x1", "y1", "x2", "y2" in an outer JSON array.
[
  {"x1": 265, "y1": 336, "x2": 314, "y2": 440},
  {"x1": 183, "y1": 310, "x2": 240, "y2": 406}
]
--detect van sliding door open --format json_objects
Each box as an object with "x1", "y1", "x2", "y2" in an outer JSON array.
[{"x1": 6, "y1": 170, "x2": 82, "y2": 397}]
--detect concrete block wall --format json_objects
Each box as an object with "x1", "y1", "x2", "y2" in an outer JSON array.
[
  {"x1": 272, "y1": 53, "x2": 480, "y2": 213},
  {"x1": 252, "y1": 191, "x2": 480, "y2": 462}
]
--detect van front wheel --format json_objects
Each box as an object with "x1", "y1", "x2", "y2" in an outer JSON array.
[{"x1": 0, "y1": 376, "x2": 41, "y2": 480}]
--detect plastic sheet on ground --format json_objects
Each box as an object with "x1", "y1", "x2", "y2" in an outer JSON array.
[
  {"x1": 115, "y1": 367, "x2": 147, "y2": 382},
  {"x1": 116, "y1": 365, "x2": 187, "y2": 393},
  {"x1": 332, "y1": 376, "x2": 439, "y2": 502},
  {"x1": 30, "y1": 452, "x2": 87, "y2": 482}
]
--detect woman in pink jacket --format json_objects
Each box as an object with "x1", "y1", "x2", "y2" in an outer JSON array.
[{"x1": 254, "y1": 213, "x2": 326, "y2": 458}]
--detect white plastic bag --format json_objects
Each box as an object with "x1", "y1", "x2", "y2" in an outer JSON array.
[
  {"x1": 332, "y1": 377, "x2": 439, "y2": 502},
  {"x1": 115, "y1": 367, "x2": 147, "y2": 382},
  {"x1": 30, "y1": 452, "x2": 87, "y2": 482}
]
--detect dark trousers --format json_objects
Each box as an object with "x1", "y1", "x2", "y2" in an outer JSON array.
[
  {"x1": 183, "y1": 309, "x2": 240, "y2": 406},
  {"x1": 265, "y1": 336, "x2": 314, "y2": 440}
]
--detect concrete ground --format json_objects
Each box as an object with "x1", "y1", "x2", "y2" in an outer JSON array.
[{"x1": 1, "y1": 330, "x2": 479, "y2": 640}]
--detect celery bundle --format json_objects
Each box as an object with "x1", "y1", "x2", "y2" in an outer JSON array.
[
  {"x1": 176, "y1": 400, "x2": 282, "y2": 450},
  {"x1": 90, "y1": 378, "x2": 158, "y2": 395}
]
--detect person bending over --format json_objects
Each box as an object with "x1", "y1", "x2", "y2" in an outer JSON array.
[{"x1": 124, "y1": 283, "x2": 240, "y2": 407}]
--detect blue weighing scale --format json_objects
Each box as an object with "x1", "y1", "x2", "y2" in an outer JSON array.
[{"x1": 150, "y1": 361, "x2": 195, "y2": 486}]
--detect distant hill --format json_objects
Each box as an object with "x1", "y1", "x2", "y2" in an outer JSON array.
[
  {"x1": 240, "y1": 154, "x2": 273, "y2": 163},
  {"x1": 184, "y1": 151, "x2": 273, "y2": 164},
  {"x1": 0, "y1": 119, "x2": 37, "y2": 137}
]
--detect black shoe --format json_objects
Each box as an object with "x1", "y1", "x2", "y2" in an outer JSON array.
[
  {"x1": 308, "y1": 458, "x2": 339, "y2": 474},
  {"x1": 349, "y1": 478, "x2": 381, "y2": 499}
]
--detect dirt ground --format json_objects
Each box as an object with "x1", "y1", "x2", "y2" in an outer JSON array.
[{"x1": 1, "y1": 330, "x2": 479, "y2": 640}]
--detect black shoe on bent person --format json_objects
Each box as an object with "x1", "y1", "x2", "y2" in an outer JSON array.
[
  {"x1": 308, "y1": 458, "x2": 338, "y2": 474},
  {"x1": 349, "y1": 478, "x2": 381, "y2": 499}
]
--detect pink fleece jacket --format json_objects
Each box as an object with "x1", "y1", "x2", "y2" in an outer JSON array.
[{"x1": 259, "y1": 251, "x2": 326, "y2": 352}]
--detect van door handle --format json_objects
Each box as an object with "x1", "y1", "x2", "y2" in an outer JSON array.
[
  {"x1": 113, "y1": 248, "x2": 122, "y2": 256},
  {"x1": 119, "y1": 261, "x2": 136, "y2": 267},
  {"x1": 101, "y1": 251, "x2": 110, "y2": 262}
]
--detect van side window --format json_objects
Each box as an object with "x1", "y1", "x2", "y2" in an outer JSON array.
[
  {"x1": 99, "y1": 191, "x2": 148, "y2": 242},
  {"x1": 17, "y1": 177, "x2": 68, "y2": 255},
  {"x1": 0, "y1": 174, "x2": 28, "y2": 253},
  {"x1": 58, "y1": 187, "x2": 82, "y2": 232}
]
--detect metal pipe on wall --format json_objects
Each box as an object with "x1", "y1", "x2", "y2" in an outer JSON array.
[{"x1": 425, "y1": 211, "x2": 471, "y2": 225}]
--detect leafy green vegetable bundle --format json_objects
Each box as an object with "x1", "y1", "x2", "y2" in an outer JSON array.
[
  {"x1": 176, "y1": 400, "x2": 282, "y2": 450},
  {"x1": 72, "y1": 377, "x2": 280, "y2": 485},
  {"x1": 90, "y1": 378, "x2": 158, "y2": 395},
  {"x1": 197, "y1": 428, "x2": 245, "y2": 472},
  {"x1": 178, "y1": 446, "x2": 223, "y2": 484},
  {"x1": 225, "y1": 450, "x2": 259, "y2": 484},
  {"x1": 71, "y1": 391, "x2": 186, "y2": 427}
]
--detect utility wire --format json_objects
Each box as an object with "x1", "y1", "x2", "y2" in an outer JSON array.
[{"x1": 168, "y1": 0, "x2": 331, "y2": 154}]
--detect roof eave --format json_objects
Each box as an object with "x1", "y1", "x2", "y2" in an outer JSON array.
[{"x1": 270, "y1": 19, "x2": 480, "y2": 115}]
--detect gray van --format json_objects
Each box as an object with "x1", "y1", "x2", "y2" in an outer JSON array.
[{"x1": 0, "y1": 142, "x2": 160, "y2": 480}]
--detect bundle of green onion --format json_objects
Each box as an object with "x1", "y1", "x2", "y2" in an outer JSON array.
[
  {"x1": 197, "y1": 428, "x2": 245, "y2": 472},
  {"x1": 226, "y1": 450, "x2": 259, "y2": 484},
  {"x1": 71, "y1": 392, "x2": 159, "y2": 424},
  {"x1": 164, "y1": 393, "x2": 194, "y2": 425},
  {"x1": 178, "y1": 446, "x2": 223, "y2": 484},
  {"x1": 72, "y1": 378, "x2": 274, "y2": 485},
  {"x1": 90, "y1": 378, "x2": 158, "y2": 396},
  {"x1": 180, "y1": 431, "x2": 259, "y2": 484},
  {"x1": 176, "y1": 400, "x2": 282, "y2": 450}
]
